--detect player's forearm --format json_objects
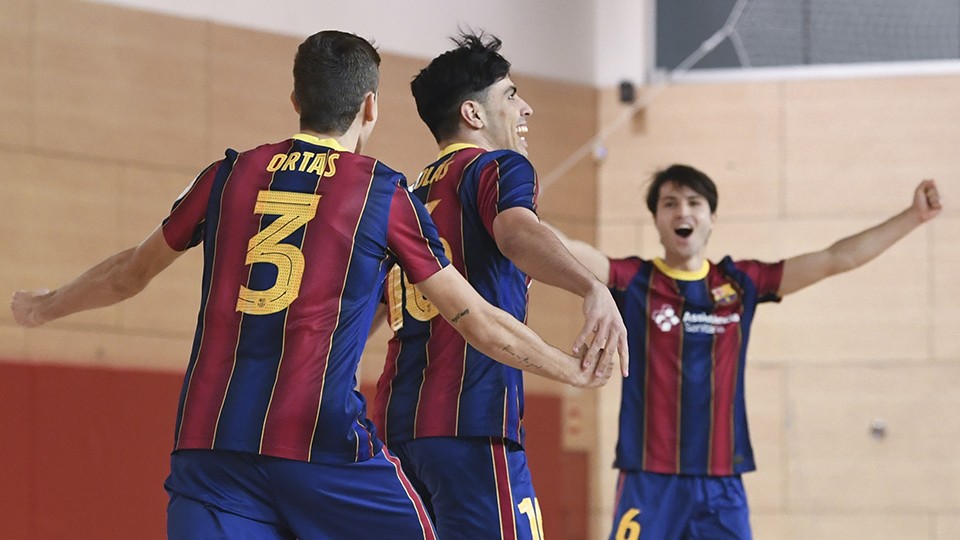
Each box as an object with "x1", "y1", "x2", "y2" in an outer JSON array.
[
  {"x1": 826, "y1": 206, "x2": 923, "y2": 274},
  {"x1": 541, "y1": 222, "x2": 610, "y2": 283},
  {"x1": 451, "y1": 304, "x2": 587, "y2": 386},
  {"x1": 416, "y1": 266, "x2": 601, "y2": 386},
  {"x1": 499, "y1": 224, "x2": 604, "y2": 297},
  {"x1": 32, "y1": 248, "x2": 146, "y2": 324}
]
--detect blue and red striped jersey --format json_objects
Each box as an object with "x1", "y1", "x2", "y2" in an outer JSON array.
[
  {"x1": 160, "y1": 134, "x2": 448, "y2": 465},
  {"x1": 609, "y1": 256, "x2": 783, "y2": 476},
  {"x1": 373, "y1": 144, "x2": 538, "y2": 447}
]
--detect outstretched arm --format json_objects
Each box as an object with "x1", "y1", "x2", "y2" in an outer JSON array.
[
  {"x1": 10, "y1": 226, "x2": 183, "y2": 327},
  {"x1": 414, "y1": 266, "x2": 613, "y2": 388},
  {"x1": 779, "y1": 179, "x2": 942, "y2": 296},
  {"x1": 493, "y1": 207, "x2": 628, "y2": 377},
  {"x1": 542, "y1": 222, "x2": 611, "y2": 285}
]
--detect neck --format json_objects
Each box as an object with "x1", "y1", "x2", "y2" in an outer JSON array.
[
  {"x1": 661, "y1": 253, "x2": 705, "y2": 273},
  {"x1": 438, "y1": 130, "x2": 491, "y2": 152},
  {"x1": 301, "y1": 124, "x2": 361, "y2": 154}
]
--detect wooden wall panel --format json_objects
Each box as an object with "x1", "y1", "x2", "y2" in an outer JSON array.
[
  {"x1": 24, "y1": 328, "x2": 192, "y2": 370},
  {"x1": 753, "y1": 513, "x2": 932, "y2": 540},
  {"x1": 787, "y1": 365, "x2": 960, "y2": 510},
  {"x1": 597, "y1": 82, "x2": 783, "y2": 223},
  {"x1": 937, "y1": 515, "x2": 960, "y2": 539},
  {"x1": 742, "y1": 365, "x2": 787, "y2": 512},
  {"x1": 932, "y1": 217, "x2": 960, "y2": 360},
  {"x1": 0, "y1": 151, "x2": 124, "y2": 330},
  {"x1": 783, "y1": 76, "x2": 960, "y2": 217},
  {"x1": 206, "y1": 25, "x2": 298, "y2": 157},
  {"x1": 34, "y1": 0, "x2": 123, "y2": 154},
  {"x1": 35, "y1": 0, "x2": 208, "y2": 169},
  {"x1": 0, "y1": 0, "x2": 35, "y2": 147}
]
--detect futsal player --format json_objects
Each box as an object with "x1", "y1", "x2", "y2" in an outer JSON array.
[
  {"x1": 551, "y1": 164, "x2": 941, "y2": 539},
  {"x1": 372, "y1": 31, "x2": 628, "y2": 539}
]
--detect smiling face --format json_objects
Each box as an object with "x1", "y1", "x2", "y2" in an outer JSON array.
[
  {"x1": 653, "y1": 181, "x2": 717, "y2": 270},
  {"x1": 475, "y1": 76, "x2": 533, "y2": 155}
]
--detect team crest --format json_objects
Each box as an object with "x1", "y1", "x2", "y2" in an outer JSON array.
[{"x1": 711, "y1": 283, "x2": 738, "y2": 306}]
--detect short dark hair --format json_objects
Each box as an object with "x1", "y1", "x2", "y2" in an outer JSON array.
[
  {"x1": 411, "y1": 31, "x2": 512, "y2": 142},
  {"x1": 645, "y1": 164, "x2": 719, "y2": 215},
  {"x1": 293, "y1": 30, "x2": 380, "y2": 134}
]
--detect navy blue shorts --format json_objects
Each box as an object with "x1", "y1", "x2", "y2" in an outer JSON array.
[
  {"x1": 608, "y1": 470, "x2": 751, "y2": 540},
  {"x1": 164, "y1": 449, "x2": 436, "y2": 540},
  {"x1": 391, "y1": 437, "x2": 544, "y2": 540}
]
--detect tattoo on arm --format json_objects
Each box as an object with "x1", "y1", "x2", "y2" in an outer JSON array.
[
  {"x1": 451, "y1": 309, "x2": 469, "y2": 323},
  {"x1": 501, "y1": 345, "x2": 542, "y2": 370}
]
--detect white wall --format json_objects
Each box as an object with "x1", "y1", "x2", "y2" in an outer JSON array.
[{"x1": 85, "y1": 0, "x2": 652, "y2": 86}]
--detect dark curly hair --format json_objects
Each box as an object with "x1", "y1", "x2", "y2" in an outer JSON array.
[{"x1": 411, "y1": 31, "x2": 512, "y2": 142}]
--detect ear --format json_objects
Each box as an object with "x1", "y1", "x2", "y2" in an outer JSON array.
[
  {"x1": 290, "y1": 91, "x2": 300, "y2": 114},
  {"x1": 362, "y1": 91, "x2": 378, "y2": 124},
  {"x1": 460, "y1": 100, "x2": 484, "y2": 130}
]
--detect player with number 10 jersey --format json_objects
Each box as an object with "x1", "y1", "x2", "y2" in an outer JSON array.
[{"x1": 375, "y1": 144, "x2": 535, "y2": 448}]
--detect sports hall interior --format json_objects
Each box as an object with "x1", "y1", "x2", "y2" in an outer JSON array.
[{"x1": 1, "y1": 0, "x2": 958, "y2": 538}]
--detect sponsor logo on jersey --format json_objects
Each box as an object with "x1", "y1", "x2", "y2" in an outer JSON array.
[
  {"x1": 651, "y1": 304, "x2": 741, "y2": 334},
  {"x1": 652, "y1": 305, "x2": 681, "y2": 332}
]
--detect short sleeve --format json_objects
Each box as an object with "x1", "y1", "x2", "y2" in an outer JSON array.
[
  {"x1": 609, "y1": 256, "x2": 645, "y2": 290},
  {"x1": 731, "y1": 258, "x2": 785, "y2": 302},
  {"x1": 386, "y1": 188, "x2": 450, "y2": 283},
  {"x1": 161, "y1": 160, "x2": 221, "y2": 251},
  {"x1": 474, "y1": 151, "x2": 537, "y2": 237}
]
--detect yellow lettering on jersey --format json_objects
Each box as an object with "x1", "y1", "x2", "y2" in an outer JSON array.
[
  {"x1": 281, "y1": 152, "x2": 301, "y2": 171},
  {"x1": 322, "y1": 153, "x2": 339, "y2": 177},
  {"x1": 305, "y1": 153, "x2": 327, "y2": 175},
  {"x1": 415, "y1": 155, "x2": 453, "y2": 189},
  {"x1": 385, "y1": 200, "x2": 449, "y2": 330},
  {"x1": 298, "y1": 151, "x2": 315, "y2": 172},
  {"x1": 266, "y1": 153, "x2": 286, "y2": 172},
  {"x1": 415, "y1": 166, "x2": 434, "y2": 189},
  {"x1": 265, "y1": 151, "x2": 338, "y2": 179},
  {"x1": 236, "y1": 190, "x2": 321, "y2": 315},
  {"x1": 386, "y1": 267, "x2": 406, "y2": 332}
]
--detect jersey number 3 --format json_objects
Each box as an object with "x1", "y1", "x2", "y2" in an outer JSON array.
[{"x1": 236, "y1": 190, "x2": 321, "y2": 315}]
